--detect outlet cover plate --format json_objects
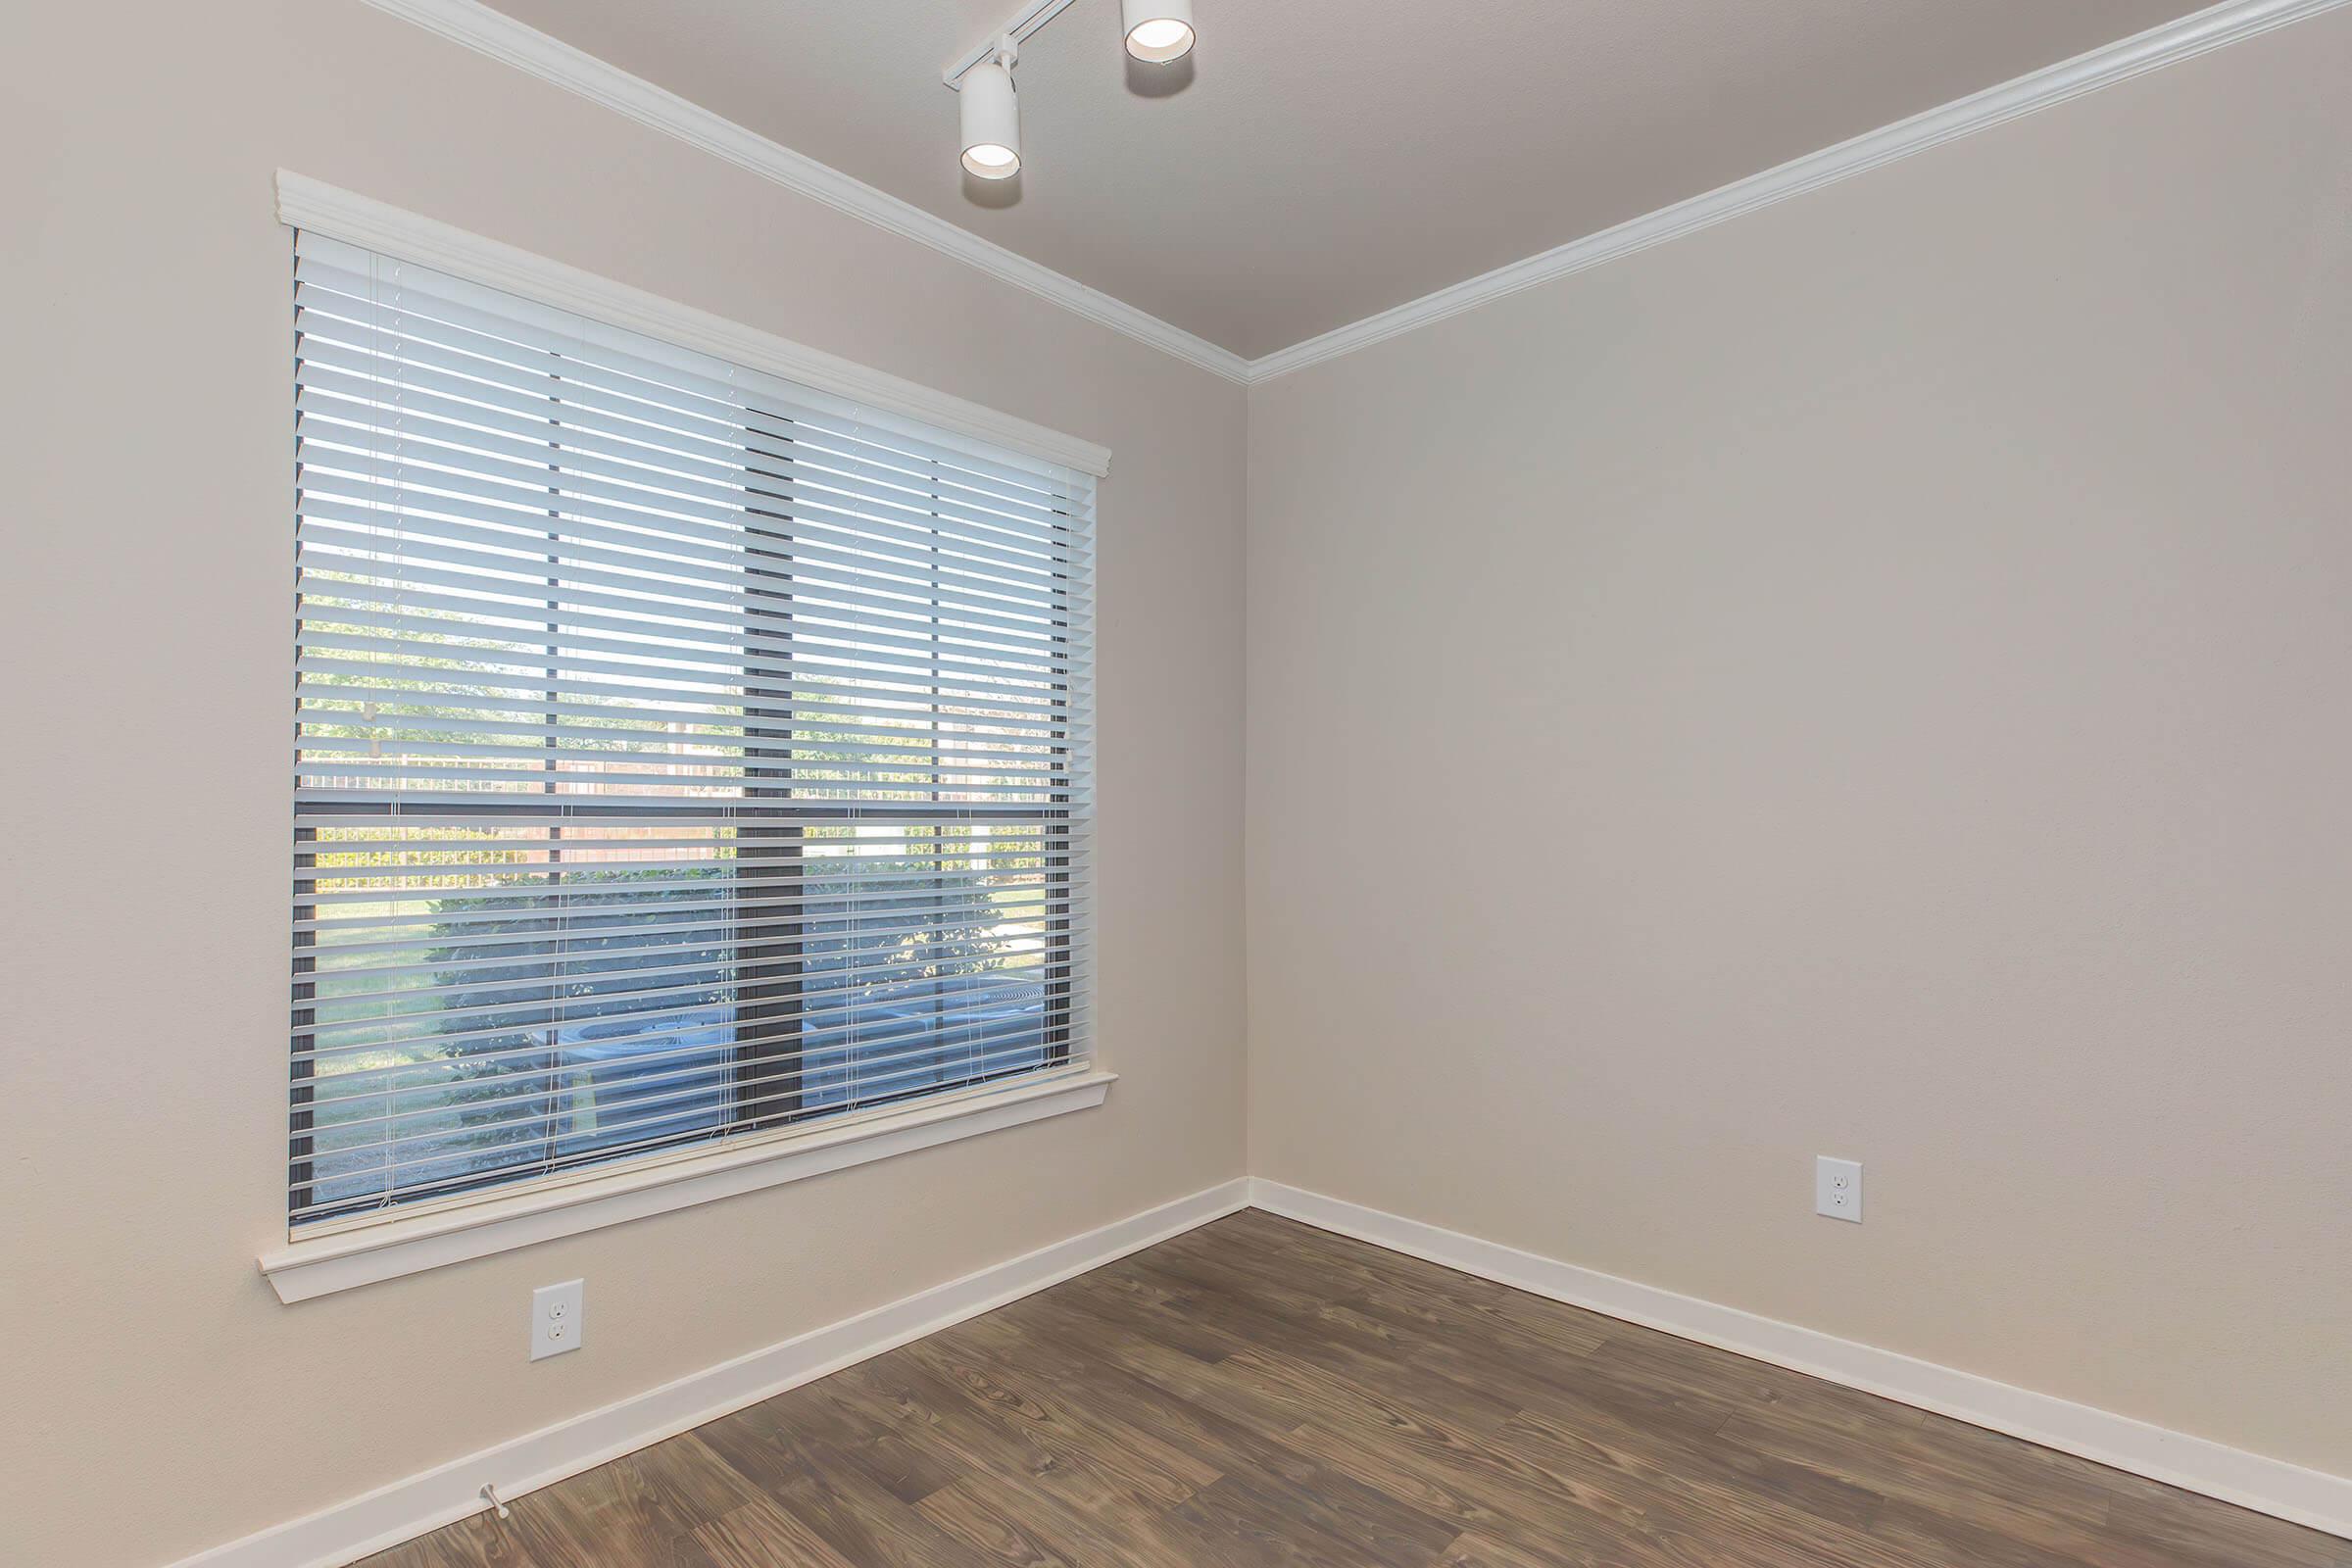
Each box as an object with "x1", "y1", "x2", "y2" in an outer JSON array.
[
  {"x1": 530, "y1": 1279, "x2": 585, "y2": 1360},
  {"x1": 1816, "y1": 1156, "x2": 1863, "y2": 1223}
]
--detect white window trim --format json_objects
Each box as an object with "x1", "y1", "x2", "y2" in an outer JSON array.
[
  {"x1": 260, "y1": 1068, "x2": 1114, "y2": 1301},
  {"x1": 272, "y1": 172, "x2": 1112, "y2": 480},
  {"x1": 264, "y1": 172, "x2": 1115, "y2": 1300}
]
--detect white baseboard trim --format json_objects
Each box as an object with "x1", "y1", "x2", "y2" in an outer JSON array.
[
  {"x1": 168, "y1": 1173, "x2": 2352, "y2": 1564},
  {"x1": 1249, "y1": 1178, "x2": 2352, "y2": 1542},
  {"x1": 171, "y1": 1179, "x2": 1250, "y2": 1568}
]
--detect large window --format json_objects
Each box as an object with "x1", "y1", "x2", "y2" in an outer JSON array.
[{"x1": 287, "y1": 233, "x2": 1095, "y2": 1226}]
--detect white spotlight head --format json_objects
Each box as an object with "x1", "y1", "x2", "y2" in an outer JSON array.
[
  {"x1": 1121, "y1": 0, "x2": 1196, "y2": 63},
  {"x1": 959, "y1": 57, "x2": 1020, "y2": 179}
]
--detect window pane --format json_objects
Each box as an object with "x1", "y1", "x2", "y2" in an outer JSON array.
[{"x1": 288, "y1": 231, "x2": 1093, "y2": 1224}]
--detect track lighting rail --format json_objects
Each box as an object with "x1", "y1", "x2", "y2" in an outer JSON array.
[{"x1": 943, "y1": 0, "x2": 1081, "y2": 88}]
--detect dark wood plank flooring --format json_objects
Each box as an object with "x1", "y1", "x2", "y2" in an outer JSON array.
[{"x1": 366, "y1": 1210, "x2": 2350, "y2": 1567}]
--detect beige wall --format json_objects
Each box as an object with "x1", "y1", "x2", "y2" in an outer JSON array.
[
  {"x1": 0, "y1": 4, "x2": 1246, "y2": 1564},
  {"x1": 7, "y1": 1, "x2": 2350, "y2": 1561},
  {"x1": 1248, "y1": 10, "x2": 2351, "y2": 1480}
]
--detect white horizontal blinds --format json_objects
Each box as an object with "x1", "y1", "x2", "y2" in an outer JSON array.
[{"x1": 290, "y1": 232, "x2": 1095, "y2": 1225}]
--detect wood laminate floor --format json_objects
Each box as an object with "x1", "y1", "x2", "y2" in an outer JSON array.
[{"x1": 366, "y1": 1210, "x2": 2349, "y2": 1567}]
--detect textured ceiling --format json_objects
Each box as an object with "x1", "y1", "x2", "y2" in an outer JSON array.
[{"x1": 484, "y1": 0, "x2": 2212, "y2": 359}]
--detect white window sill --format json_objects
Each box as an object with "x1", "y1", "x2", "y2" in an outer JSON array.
[{"x1": 259, "y1": 1069, "x2": 1115, "y2": 1302}]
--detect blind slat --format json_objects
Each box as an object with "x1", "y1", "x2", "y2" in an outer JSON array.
[
  {"x1": 301, "y1": 886, "x2": 1090, "y2": 941},
  {"x1": 306, "y1": 901, "x2": 1075, "y2": 985},
  {"x1": 296, "y1": 621, "x2": 1073, "y2": 706},
  {"x1": 306, "y1": 894, "x2": 1082, "y2": 962}
]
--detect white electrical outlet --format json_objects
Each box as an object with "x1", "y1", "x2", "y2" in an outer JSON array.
[
  {"x1": 1815, "y1": 1156, "x2": 1863, "y2": 1223},
  {"x1": 530, "y1": 1279, "x2": 585, "y2": 1361}
]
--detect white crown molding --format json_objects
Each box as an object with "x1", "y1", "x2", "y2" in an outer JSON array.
[
  {"x1": 277, "y1": 172, "x2": 1114, "y2": 477},
  {"x1": 1250, "y1": 1180, "x2": 2352, "y2": 1542},
  {"x1": 1245, "y1": 0, "x2": 2352, "y2": 382},
  {"x1": 355, "y1": 0, "x2": 1251, "y2": 385},
  {"x1": 172, "y1": 1180, "x2": 1252, "y2": 1568},
  {"x1": 361, "y1": 0, "x2": 2343, "y2": 390}
]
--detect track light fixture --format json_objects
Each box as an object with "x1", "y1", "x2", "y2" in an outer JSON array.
[
  {"x1": 945, "y1": 0, "x2": 1197, "y2": 180},
  {"x1": 958, "y1": 46, "x2": 1021, "y2": 179},
  {"x1": 1121, "y1": 0, "x2": 1196, "y2": 63}
]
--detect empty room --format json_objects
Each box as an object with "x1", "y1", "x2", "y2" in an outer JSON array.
[{"x1": 6, "y1": 1, "x2": 2349, "y2": 1564}]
